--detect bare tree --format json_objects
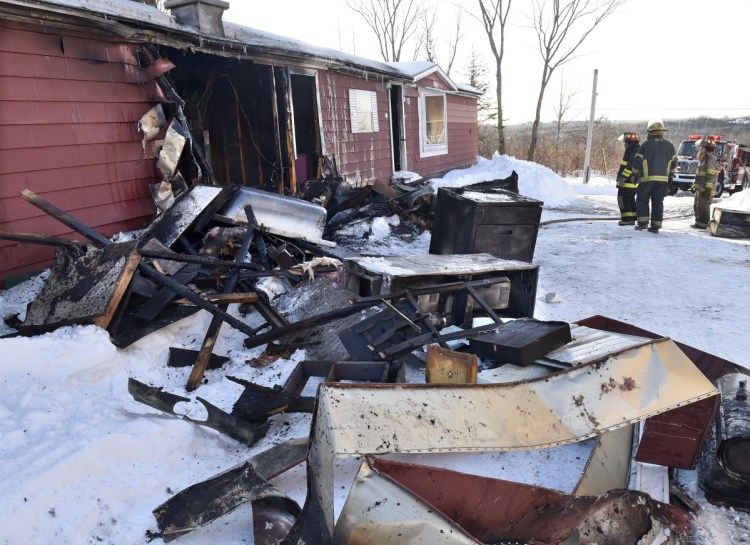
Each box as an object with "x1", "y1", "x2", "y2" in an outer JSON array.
[
  {"x1": 413, "y1": 7, "x2": 462, "y2": 74},
  {"x1": 527, "y1": 0, "x2": 623, "y2": 161},
  {"x1": 348, "y1": 0, "x2": 425, "y2": 62},
  {"x1": 476, "y1": 0, "x2": 512, "y2": 155},
  {"x1": 416, "y1": 8, "x2": 438, "y2": 62},
  {"x1": 445, "y1": 9, "x2": 464, "y2": 76},
  {"x1": 553, "y1": 77, "x2": 577, "y2": 173},
  {"x1": 553, "y1": 78, "x2": 576, "y2": 143}
]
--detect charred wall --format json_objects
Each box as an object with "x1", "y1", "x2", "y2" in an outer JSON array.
[{"x1": 164, "y1": 50, "x2": 289, "y2": 192}]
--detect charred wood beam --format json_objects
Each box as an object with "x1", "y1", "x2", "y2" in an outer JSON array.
[
  {"x1": 134, "y1": 263, "x2": 203, "y2": 322},
  {"x1": 137, "y1": 262, "x2": 260, "y2": 338},
  {"x1": 20, "y1": 189, "x2": 111, "y2": 247},
  {"x1": 139, "y1": 249, "x2": 273, "y2": 274},
  {"x1": 270, "y1": 65, "x2": 284, "y2": 193},
  {"x1": 187, "y1": 207, "x2": 257, "y2": 391},
  {"x1": 351, "y1": 276, "x2": 510, "y2": 305},
  {"x1": 244, "y1": 277, "x2": 510, "y2": 350},
  {"x1": 139, "y1": 247, "x2": 339, "y2": 280},
  {"x1": 152, "y1": 437, "x2": 307, "y2": 542},
  {"x1": 0, "y1": 231, "x2": 88, "y2": 250},
  {"x1": 127, "y1": 378, "x2": 268, "y2": 447},
  {"x1": 243, "y1": 300, "x2": 376, "y2": 349},
  {"x1": 280, "y1": 67, "x2": 297, "y2": 193},
  {"x1": 174, "y1": 293, "x2": 259, "y2": 305}
]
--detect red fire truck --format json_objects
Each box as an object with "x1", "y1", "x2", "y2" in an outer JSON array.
[
  {"x1": 670, "y1": 134, "x2": 728, "y2": 197},
  {"x1": 723, "y1": 142, "x2": 750, "y2": 195}
]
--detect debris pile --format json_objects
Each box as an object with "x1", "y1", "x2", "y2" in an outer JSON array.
[{"x1": 2, "y1": 150, "x2": 749, "y2": 544}]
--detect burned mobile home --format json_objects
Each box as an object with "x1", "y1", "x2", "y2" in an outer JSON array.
[{"x1": 0, "y1": 0, "x2": 480, "y2": 288}]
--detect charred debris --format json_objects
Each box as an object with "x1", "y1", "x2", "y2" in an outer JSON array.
[{"x1": 1, "y1": 104, "x2": 749, "y2": 545}]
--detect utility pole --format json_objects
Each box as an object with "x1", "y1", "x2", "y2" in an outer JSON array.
[{"x1": 583, "y1": 69, "x2": 598, "y2": 184}]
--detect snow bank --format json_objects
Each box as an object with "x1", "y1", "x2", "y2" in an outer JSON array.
[
  {"x1": 568, "y1": 174, "x2": 618, "y2": 196},
  {"x1": 718, "y1": 189, "x2": 750, "y2": 212},
  {"x1": 430, "y1": 154, "x2": 574, "y2": 207}
]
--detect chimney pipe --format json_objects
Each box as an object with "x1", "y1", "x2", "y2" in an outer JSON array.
[{"x1": 165, "y1": 0, "x2": 230, "y2": 37}]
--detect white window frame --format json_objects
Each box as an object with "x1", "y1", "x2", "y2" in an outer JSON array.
[
  {"x1": 349, "y1": 89, "x2": 379, "y2": 133},
  {"x1": 419, "y1": 89, "x2": 448, "y2": 157}
]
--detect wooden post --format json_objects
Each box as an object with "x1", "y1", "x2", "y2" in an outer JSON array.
[
  {"x1": 281, "y1": 68, "x2": 297, "y2": 193},
  {"x1": 20, "y1": 189, "x2": 111, "y2": 247},
  {"x1": 186, "y1": 206, "x2": 256, "y2": 391},
  {"x1": 270, "y1": 65, "x2": 284, "y2": 194}
]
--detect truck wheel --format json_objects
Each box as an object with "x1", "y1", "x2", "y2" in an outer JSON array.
[
  {"x1": 714, "y1": 179, "x2": 724, "y2": 198},
  {"x1": 668, "y1": 183, "x2": 678, "y2": 196}
]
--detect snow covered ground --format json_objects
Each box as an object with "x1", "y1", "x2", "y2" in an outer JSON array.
[{"x1": 1, "y1": 155, "x2": 750, "y2": 545}]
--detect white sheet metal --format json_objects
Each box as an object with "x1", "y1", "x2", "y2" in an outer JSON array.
[
  {"x1": 544, "y1": 324, "x2": 649, "y2": 366},
  {"x1": 307, "y1": 338, "x2": 718, "y2": 536},
  {"x1": 333, "y1": 461, "x2": 480, "y2": 545}
]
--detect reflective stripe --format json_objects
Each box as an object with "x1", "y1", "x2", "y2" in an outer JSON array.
[
  {"x1": 623, "y1": 183, "x2": 637, "y2": 188},
  {"x1": 622, "y1": 168, "x2": 632, "y2": 177},
  {"x1": 620, "y1": 160, "x2": 629, "y2": 166}
]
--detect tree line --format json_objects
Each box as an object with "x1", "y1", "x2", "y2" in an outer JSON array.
[
  {"x1": 484, "y1": 117, "x2": 750, "y2": 180},
  {"x1": 346, "y1": 0, "x2": 623, "y2": 162}
]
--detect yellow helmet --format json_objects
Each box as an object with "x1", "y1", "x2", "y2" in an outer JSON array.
[{"x1": 647, "y1": 119, "x2": 666, "y2": 133}]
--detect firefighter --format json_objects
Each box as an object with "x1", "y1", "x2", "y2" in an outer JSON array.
[
  {"x1": 630, "y1": 119, "x2": 677, "y2": 234},
  {"x1": 690, "y1": 137, "x2": 718, "y2": 229},
  {"x1": 615, "y1": 132, "x2": 640, "y2": 225}
]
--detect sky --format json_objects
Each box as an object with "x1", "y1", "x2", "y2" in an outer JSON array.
[
  {"x1": 224, "y1": 0, "x2": 750, "y2": 125},
  {"x1": 2, "y1": 156, "x2": 750, "y2": 543}
]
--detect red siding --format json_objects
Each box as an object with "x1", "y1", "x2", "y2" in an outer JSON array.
[
  {"x1": 0, "y1": 21, "x2": 161, "y2": 286},
  {"x1": 318, "y1": 71, "x2": 393, "y2": 184},
  {"x1": 415, "y1": 72, "x2": 453, "y2": 92},
  {"x1": 403, "y1": 87, "x2": 478, "y2": 175},
  {"x1": 318, "y1": 70, "x2": 479, "y2": 184}
]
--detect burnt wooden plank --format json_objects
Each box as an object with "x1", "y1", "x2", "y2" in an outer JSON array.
[
  {"x1": 19, "y1": 240, "x2": 140, "y2": 332},
  {"x1": 174, "y1": 293, "x2": 259, "y2": 305},
  {"x1": 136, "y1": 263, "x2": 260, "y2": 339},
  {"x1": 137, "y1": 185, "x2": 224, "y2": 249},
  {"x1": 0, "y1": 231, "x2": 87, "y2": 249},
  {"x1": 133, "y1": 263, "x2": 203, "y2": 322},
  {"x1": 187, "y1": 216, "x2": 255, "y2": 391},
  {"x1": 168, "y1": 347, "x2": 229, "y2": 370},
  {"x1": 20, "y1": 188, "x2": 111, "y2": 246},
  {"x1": 6, "y1": 183, "x2": 153, "y2": 223}
]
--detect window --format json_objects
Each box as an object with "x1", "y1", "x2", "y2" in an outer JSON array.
[
  {"x1": 420, "y1": 91, "x2": 447, "y2": 156},
  {"x1": 349, "y1": 89, "x2": 379, "y2": 133}
]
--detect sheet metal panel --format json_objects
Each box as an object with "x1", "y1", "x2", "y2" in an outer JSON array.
[
  {"x1": 302, "y1": 338, "x2": 718, "y2": 537},
  {"x1": 544, "y1": 324, "x2": 649, "y2": 366},
  {"x1": 320, "y1": 340, "x2": 716, "y2": 455},
  {"x1": 577, "y1": 315, "x2": 735, "y2": 468},
  {"x1": 576, "y1": 315, "x2": 747, "y2": 381},
  {"x1": 334, "y1": 457, "x2": 691, "y2": 545}
]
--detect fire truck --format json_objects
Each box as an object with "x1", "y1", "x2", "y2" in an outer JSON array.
[
  {"x1": 723, "y1": 142, "x2": 750, "y2": 195},
  {"x1": 670, "y1": 134, "x2": 727, "y2": 197}
]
